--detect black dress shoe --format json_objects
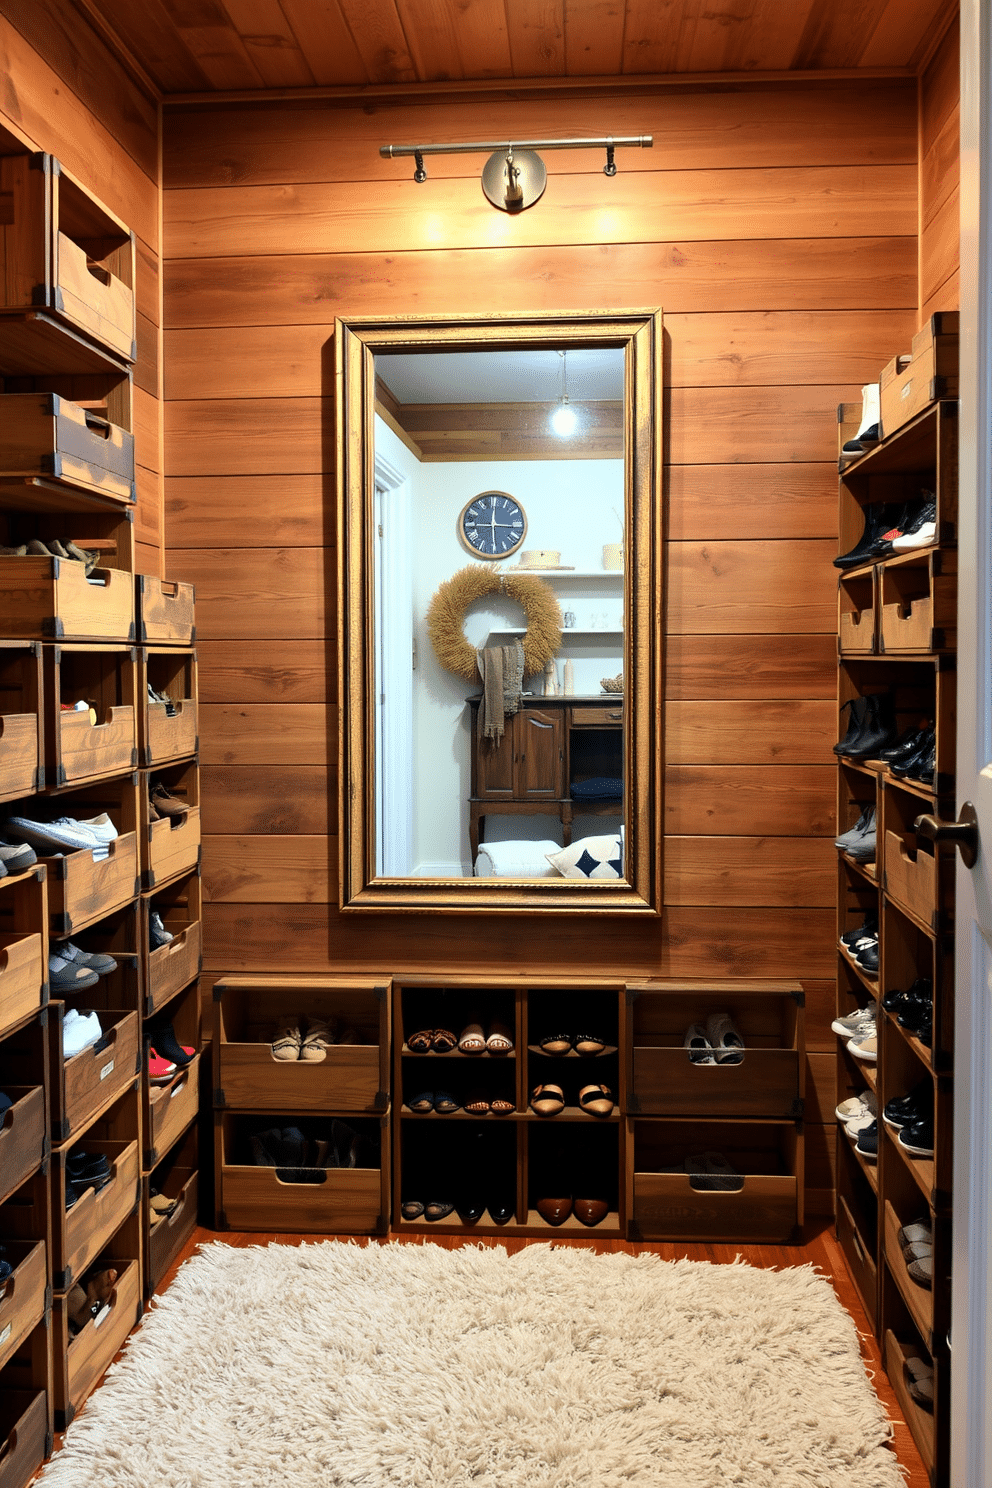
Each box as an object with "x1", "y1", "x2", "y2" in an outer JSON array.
[
  {"x1": 423, "y1": 1200, "x2": 455, "y2": 1222},
  {"x1": 891, "y1": 728, "x2": 936, "y2": 779},
  {"x1": 883, "y1": 1082, "x2": 932, "y2": 1129},
  {"x1": 897, "y1": 996, "x2": 934, "y2": 1035},
  {"x1": 866, "y1": 501, "x2": 911, "y2": 559},
  {"x1": 879, "y1": 722, "x2": 932, "y2": 763},
  {"x1": 882, "y1": 976, "x2": 932, "y2": 1013},
  {"x1": 456, "y1": 1199, "x2": 485, "y2": 1224},
  {"x1": 855, "y1": 942, "x2": 879, "y2": 974},
  {"x1": 488, "y1": 1200, "x2": 514, "y2": 1225}
]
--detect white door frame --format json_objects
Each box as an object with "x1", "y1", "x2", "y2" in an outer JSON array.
[
  {"x1": 952, "y1": 1, "x2": 992, "y2": 1481},
  {"x1": 373, "y1": 452, "x2": 413, "y2": 877}
]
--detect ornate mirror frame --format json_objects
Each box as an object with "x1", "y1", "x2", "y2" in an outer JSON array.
[{"x1": 335, "y1": 309, "x2": 663, "y2": 914}]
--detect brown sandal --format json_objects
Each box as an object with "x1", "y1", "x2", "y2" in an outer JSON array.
[
  {"x1": 578, "y1": 1083, "x2": 614, "y2": 1117},
  {"x1": 458, "y1": 1021, "x2": 487, "y2": 1054},
  {"x1": 407, "y1": 1029, "x2": 432, "y2": 1053},
  {"x1": 486, "y1": 1021, "x2": 514, "y2": 1053},
  {"x1": 490, "y1": 1095, "x2": 515, "y2": 1115},
  {"x1": 463, "y1": 1090, "x2": 491, "y2": 1114},
  {"x1": 530, "y1": 1083, "x2": 565, "y2": 1116},
  {"x1": 431, "y1": 1028, "x2": 458, "y2": 1053}
]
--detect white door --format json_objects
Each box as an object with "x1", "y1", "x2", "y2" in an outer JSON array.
[{"x1": 952, "y1": 3, "x2": 992, "y2": 1480}]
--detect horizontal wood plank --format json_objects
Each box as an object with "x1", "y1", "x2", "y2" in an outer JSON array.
[
  {"x1": 163, "y1": 166, "x2": 917, "y2": 259},
  {"x1": 133, "y1": 464, "x2": 161, "y2": 548},
  {"x1": 201, "y1": 902, "x2": 835, "y2": 979},
  {"x1": 202, "y1": 834, "x2": 331, "y2": 902},
  {"x1": 199, "y1": 766, "x2": 333, "y2": 834},
  {"x1": 162, "y1": 84, "x2": 917, "y2": 189},
  {"x1": 195, "y1": 639, "x2": 331, "y2": 702},
  {"x1": 665, "y1": 635, "x2": 837, "y2": 699},
  {"x1": 801, "y1": 979, "x2": 837, "y2": 1048},
  {"x1": 166, "y1": 475, "x2": 327, "y2": 548},
  {"x1": 133, "y1": 385, "x2": 160, "y2": 474},
  {"x1": 665, "y1": 766, "x2": 835, "y2": 836},
  {"x1": 667, "y1": 386, "x2": 852, "y2": 464},
  {"x1": 199, "y1": 703, "x2": 333, "y2": 765},
  {"x1": 666, "y1": 540, "x2": 837, "y2": 634},
  {"x1": 134, "y1": 310, "x2": 159, "y2": 398},
  {"x1": 921, "y1": 15, "x2": 959, "y2": 158},
  {"x1": 134, "y1": 539, "x2": 161, "y2": 578},
  {"x1": 665, "y1": 835, "x2": 834, "y2": 906},
  {"x1": 665, "y1": 700, "x2": 836, "y2": 764},
  {"x1": 666, "y1": 464, "x2": 836, "y2": 542},
  {"x1": 920, "y1": 184, "x2": 960, "y2": 307},
  {"x1": 921, "y1": 102, "x2": 959, "y2": 229},
  {"x1": 805, "y1": 1051, "x2": 838, "y2": 1124},
  {"x1": 167, "y1": 548, "x2": 333, "y2": 639},
  {"x1": 162, "y1": 238, "x2": 918, "y2": 328},
  {"x1": 164, "y1": 398, "x2": 326, "y2": 476},
  {"x1": 922, "y1": 267, "x2": 959, "y2": 321}
]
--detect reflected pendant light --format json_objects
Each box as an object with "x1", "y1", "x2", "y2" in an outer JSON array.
[{"x1": 551, "y1": 350, "x2": 578, "y2": 437}]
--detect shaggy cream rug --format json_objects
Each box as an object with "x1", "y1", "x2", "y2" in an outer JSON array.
[{"x1": 42, "y1": 1242, "x2": 902, "y2": 1488}]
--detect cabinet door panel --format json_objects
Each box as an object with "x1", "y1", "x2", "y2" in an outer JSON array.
[
  {"x1": 516, "y1": 709, "x2": 563, "y2": 799},
  {"x1": 474, "y1": 723, "x2": 515, "y2": 799}
]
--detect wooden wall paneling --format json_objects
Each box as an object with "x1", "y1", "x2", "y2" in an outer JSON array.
[
  {"x1": 920, "y1": 13, "x2": 959, "y2": 156},
  {"x1": 804, "y1": 1050, "x2": 838, "y2": 1124},
  {"x1": 667, "y1": 385, "x2": 852, "y2": 463},
  {"x1": 665, "y1": 766, "x2": 835, "y2": 836},
  {"x1": 169, "y1": 549, "x2": 333, "y2": 639},
  {"x1": 165, "y1": 398, "x2": 324, "y2": 477},
  {"x1": 665, "y1": 635, "x2": 837, "y2": 699},
  {"x1": 134, "y1": 310, "x2": 160, "y2": 397},
  {"x1": 199, "y1": 766, "x2": 332, "y2": 834},
  {"x1": 922, "y1": 267, "x2": 959, "y2": 322},
  {"x1": 133, "y1": 386, "x2": 161, "y2": 472},
  {"x1": 666, "y1": 464, "x2": 837, "y2": 542},
  {"x1": 198, "y1": 704, "x2": 332, "y2": 766},
  {"x1": 202, "y1": 835, "x2": 331, "y2": 902},
  {"x1": 919, "y1": 13, "x2": 959, "y2": 317},
  {"x1": 920, "y1": 103, "x2": 960, "y2": 227},
  {"x1": 163, "y1": 239, "x2": 918, "y2": 328},
  {"x1": 666, "y1": 540, "x2": 837, "y2": 633},
  {"x1": 134, "y1": 465, "x2": 163, "y2": 549},
  {"x1": 800, "y1": 979, "x2": 837, "y2": 1049},
  {"x1": 664, "y1": 836, "x2": 835, "y2": 906},
  {"x1": 919, "y1": 185, "x2": 960, "y2": 309},
  {"x1": 194, "y1": 640, "x2": 331, "y2": 703},
  {"x1": 163, "y1": 167, "x2": 917, "y2": 260},
  {"x1": 664, "y1": 309, "x2": 918, "y2": 388},
  {"x1": 665, "y1": 701, "x2": 836, "y2": 765},
  {"x1": 135, "y1": 540, "x2": 162, "y2": 577},
  {"x1": 166, "y1": 475, "x2": 326, "y2": 549}
]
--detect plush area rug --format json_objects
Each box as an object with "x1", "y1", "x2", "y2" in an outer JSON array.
[{"x1": 41, "y1": 1241, "x2": 902, "y2": 1488}]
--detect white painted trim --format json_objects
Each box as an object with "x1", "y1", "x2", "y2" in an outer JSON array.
[{"x1": 374, "y1": 458, "x2": 414, "y2": 877}]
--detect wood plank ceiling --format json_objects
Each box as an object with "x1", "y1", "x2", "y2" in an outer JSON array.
[{"x1": 82, "y1": 0, "x2": 951, "y2": 93}]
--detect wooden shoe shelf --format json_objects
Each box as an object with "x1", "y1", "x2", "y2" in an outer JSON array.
[
  {"x1": 0, "y1": 866, "x2": 48, "y2": 1041},
  {"x1": 833, "y1": 376, "x2": 956, "y2": 1484},
  {"x1": 45, "y1": 643, "x2": 137, "y2": 788},
  {"x1": 138, "y1": 647, "x2": 197, "y2": 766},
  {"x1": 139, "y1": 759, "x2": 200, "y2": 890},
  {"x1": 0, "y1": 642, "x2": 44, "y2": 800}
]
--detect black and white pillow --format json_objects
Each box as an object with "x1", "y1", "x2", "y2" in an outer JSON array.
[{"x1": 546, "y1": 832, "x2": 623, "y2": 880}]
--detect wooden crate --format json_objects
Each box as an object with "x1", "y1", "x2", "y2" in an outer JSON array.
[
  {"x1": 0, "y1": 556, "x2": 133, "y2": 643},
  {"x1": 883, "y1": 1330, "x2": 936, "y2": 1477},
  {"x1": 140, "y1": 762, "x2": 200, "y2": 890},
  {"x1": 879, "y1": 550, "x2": 957, "y2": 655},
  {"x1": 46, "y1": 644, "x2": 137, "y2": 787},
  {"x1": 880, "y1": 314, "x2": 959, "y2": 440},
  {"x1": 0, "y1": 641, "x2": 43, "y2": 799},
  {"x1": 0, "y1": 394, "x2": 134, "y2": 506},
  {"x1": 51, "y1": 1248, "x2": 141, "y2": 1428},
  {"x1": 47, "y1": 1005, "x2": 140, "y2": 1145},
  {"x1": 0, "y1": 1383, "x2": 49, "y2": 1488},
  {"x1": 0, "y1": 863, "x2": 47, "y2": 1043},
  {"x1": 837, "y1": 1192, "x2": 877, "y2": 1326},
  {"x1": 0, "y1": 1087, "x2": 47, "y2": 1206},
  {"x1": 0, "y1": 1240, "x2": 47, "y2": 1374},
  {"x1": 142, "y1": 872, "x2": 202, "y2": 1018},
  {"x1": 214, "y1": 976, "x2": 389, "y2": 1114},
  {"x1": 838, "y1": 569, "x2": 876, "y2": 655},
  {"x1": 138, "y1": 647, "x2": 197, "y2": 767},
  {"x1": 626, "y1": 981, "x2": 804, "y2": 1121},
  {"x1": 136, "y1": 577, "x2": 195, "y2": 645},
  {"x1": 0, "y1": 153, "x2": 135, "y2": 365},
  {"x1": 143, "y1": 980, "x2": 200, "y2": 1170},
  {"x1": 882, "y1": 782, "x2": 955, "y2": 931},
  {"x1": 144, "y1": 1123, "x2": 199, "y2": 1297},
  {"x1": 50, "y1": 1082, "x2": 141, "y2": 1292}
]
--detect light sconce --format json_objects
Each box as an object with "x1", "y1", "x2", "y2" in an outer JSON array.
[
  {"x1": 551, "y1": 351, "x2": 577, "y2": 437},
  {"x1": 379, "y1": 136, "x2": 653, "y2": 212}
]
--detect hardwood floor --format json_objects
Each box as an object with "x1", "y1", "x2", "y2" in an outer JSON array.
[{"x1": 132, "y1": 1218, "x2": 928, "y2": 1487}]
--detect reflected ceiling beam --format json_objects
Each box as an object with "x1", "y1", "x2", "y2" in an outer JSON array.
[
  {"x1": 375, "y1": 377, "x2": 424, "y2": 461},
  {"x1": 382, "y1": 394, "x2": 624, "y2": 462}
]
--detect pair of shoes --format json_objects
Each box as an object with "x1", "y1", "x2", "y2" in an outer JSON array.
[
  {"x1": 903, "y1": 1353, "x2": 934, "y2": 1410},
  {"x1": 839, "y1": 383, "x2": 881, "y2": 461},
  {"x1": 16, "y1": 537, "x2": 100, "y2": 575},
  {"x1": 840, "y1": 909, "x2": 877, "y2": 952},
  {"x1": 683, "y1": 1012, "x2": 744, "y2": 1065},
  {"x1": 884, "y1": 1080, "x2": 935, "y2": 1157},
  {"x1": 834, "y1": 1006, "x2": 877, "y2": 1062},
  {"x1": 270, "y1": 1016, "x2": 356, "y2": 1062},
  {"x1": 537, "y1": 1032, "x2": 608, "y2": 1056},
  {"x1": 883, "y1": 977, "x2": 933, "y2": 1042},
  {"x1": 834, "y1": 692, "x2": 897, "y2": 760},
  {"x1": 148, "y1": 1048, "x2": 179, "y2": 1084},
  {"x1": 407, "y1": 1026, "x2": 458, "y2": 1053},
  {"x1": 685, "y1": 1151, "x2": 743, "y2": 1191},
  {"x1": 890, "y1": 726, "x2": 937, "y2": 785},
  {"x1": 49, "y1": 939, "x2": 118, "y2": 992},
  {"x1": 147, "y1": 683, "x2": 178, "y2": 718},
  {"x1": 66, "y1": 1265, "x2": 118, "y2": 1336},
  {"x1": 150, "y1": 1021, "x2": 195, "y2": 1070},
  {"x1": 249, "y1": 1120, "x2": 362, "y2": 1170},
  {"x1": 869, "y1": 491, "x2": 937, "y2": 557},
  {"x1": 148, "y1": 781, "x2": 189, "y2": 826},
  {"x1": 536, "y1": 1196, "x2": 609, "y2": 1227},
  {"x1": 66, "y1": 1148, "x2": 112, "y2": 1197},
  {"x1": 60, "y1": 699, "x2": 97, "y2": 725},
  {"x1": 528, "y1": 1083, "x2": 614, "y2": 1117},
  {"x1": 462, "y1": 1090, "x2": 514, "y2": 1115},
  {"x1": 4, "y1": 813, "x2": 116, "y2": 861},
  {"x1": 63, "y1": 1008, "x2": 103, "y2": 1059},
  {"x1": 834, "y1": 806, "x2": 877, "y2": 864},
  {"x1": 835, "y1": 1091, "x2": 877, "y2": 1161},
  {"x1": 148, "y1": 910, "x2": 174, "y2": 948},
  {"x1": 839, "y1": 922, "x2": 879, "y2": 975},
  {"x1": 897, "y1": 1213, "x2": 933, "y2": 1288},
  {"x1": 456, "y1": 1019, "x2": 514, "y2": 1053},
  {"x1": 149, "y1": 1190, "x2": 177, "y2": 1226},
  {"x1": 407, "y1": 1090, "x2": 462, "y2": 1114}
]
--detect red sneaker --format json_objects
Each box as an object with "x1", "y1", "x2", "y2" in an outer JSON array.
[{"x1": 147, "y1": 1048, "x2": 177, "y2": 1084}]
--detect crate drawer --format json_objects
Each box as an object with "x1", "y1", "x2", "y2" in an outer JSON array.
[
  {"x1": 571, "y1": 704, "x2": 623, "y2": 726},
  {"x1": 0, "y1": 715, "x2": 40, "y2": 802},
  {"x1": 0, "y1": 394, "x2": 133, "y2": 504},
  {"x1": 146, "y1": 1054, "x2": 200, "y2": 1168},
  {"x1": 51, "y1": 1010, "x2": 140, "y2": 1143},
  {"x1": 217, "y1": 1042, "x2": 383, "y2": 1113},
  {"x1": 839, "y1": 570, "x2": 876, "y2": 655},
  {"x1": 837, "y1": 1193, "x2": 877, "y2": 1328},
  {"x1": 55, "y1": 707, "x2": 136, "y2": 787},
  {"x1": 0, "y1": 934, "x2": 45, "y2": 1043},
  {"x1": 144, "y1": 809, "x2": 200, "y2": 890},
  {"x1": 631, "y1": 1047, "x2": 801, "y2": 1119},
  {"x1": 633, "y1": 1171, "x2": 798, "y2": 1242},
  {"x1": 221, "y1": 1162, "x2": 382, "y2": 1233},
  {"x1": 880, "y1": 551, "x2": 956, "y2": 655},
  {"x1": 883, "y1": 832, "x2": 954, "y2": 928},
  {"x1": 146, "y1": 921, "x2": 201, "y2": 1017},
  {"x1": 137, "y1": 577, "x2": 195, "y2": 645},
  {"x1": 0, "y1": 1388, "x2": 48, "y2": 1488},
  {"x1": 0, "y1": 1088, "x2": 46, "y2": 1206},
  {"x1": 146, "y1": 1168, "x2": 198, "y2": 1296},
  {"x1": 143, "y1": 700, "x2": 196, "y2": 767},
  {"x1": 0, "y1": 1242, "x2": 47, "y2": 1373},
  {"x1": 0, "y1": 558, "x2": 134, "y2": 643},
  {"x1": 43, "y1": 833, "x2": 138, "y2": 938},
  {"x1": 880, "y1": 313, "x2": 958, "y2": 439},
  {"x1": 53, "y1": 1138, "x2": 140, "y2": 1292},
  {"x1": 53, "y1": 1256, "x2": 141, "y2": 1426},
  {"x1": 56, "y1": 232, "x2": 134, "y2": 363}
]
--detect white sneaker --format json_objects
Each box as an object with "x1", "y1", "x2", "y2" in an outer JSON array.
[
  {"x1": 76, "y1": 813, "x2": 117, "y2": 843},
  {"x1": 4, "y1": 816, "x2": 100, "y2": 854},
  {"x1": 891, "y1": 520, "x2": 936, "y2": 551},
  {"x1": 849, "y1": 1030, "x2": 878, "y2": 1062},
  {"x1": 844, "y1": 1109, "x2": 877, "y2": 1136},
  {"x1": 831, "y1": 1005, "x2": 876, "y2": 1037},
  {"x1": 63, "y1": 1008, "x2": 102, "y2": 1058},
  {"x1": 835, "y1": 1091, "x2": 877, "y2": 1123}
]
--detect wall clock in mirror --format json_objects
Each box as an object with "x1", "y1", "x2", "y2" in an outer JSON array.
[{"x1": 457, "y1": 490, "x2": 527, "y2": 558}]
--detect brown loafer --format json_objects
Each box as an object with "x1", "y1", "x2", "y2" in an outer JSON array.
[
  {"x1": 573, "y1": 1198, "x2": 609, "y2": 1227},
  {"x1": 537, "y1": 1196, "x2": 572, "y2": 1226},
  {"x1": 530, "y1": 1083, "x2": 565, "y2": 1116},
  {"x1": 578, "y1": 1083, "x2": 614, "y2": 1117}
]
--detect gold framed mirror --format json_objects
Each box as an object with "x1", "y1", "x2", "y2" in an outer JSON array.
[{"x1": 335, "y1": 309, "x2": 662, "y2": 913}]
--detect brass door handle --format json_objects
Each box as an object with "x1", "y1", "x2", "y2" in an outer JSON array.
[{"x1": 914, "y1": 802, "x2": 979, "y2": 868}]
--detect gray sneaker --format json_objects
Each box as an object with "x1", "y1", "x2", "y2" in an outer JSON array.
[
  {"x1": 0, "y1": 839, "x2": 38, "y2": 873},
  {"x1": 4, "y1": 817, "x2": 100, "y2": 854},
  {"x1": 62, "y1": 941, "x2": 118, "y2": 977}
]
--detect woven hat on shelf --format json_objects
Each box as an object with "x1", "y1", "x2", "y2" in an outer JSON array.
[
  {"x1": 516, "y1": 549, "x2": 560, "y2": 569},
  {"x1": 601, "y1": 672, "x2": 623, "y2": 694}
]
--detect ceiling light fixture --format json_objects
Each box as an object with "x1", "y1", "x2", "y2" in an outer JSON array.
[
  {"x1": 551, "y1": 351, "x2": 578, "y2": 437},
  {"x1": 379, "y1": 136, "x2": 653, "y2": 212}
]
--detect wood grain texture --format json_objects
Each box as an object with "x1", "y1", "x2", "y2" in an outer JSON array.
[
  {"x1": 921, "y1": 12, "x2": 959, "y2": 157},
  {"x1": 920, "y1": 184, "x2": 959, "y2": 308},
  {"x1": 195, "y1": 640, "x2": 331, "y2": 703},
  {"x1": 665, "y1": 766, "x2": 835, "y2": 836},
  {"x1": 665, "y1": 464, "x2": 837, "y2": 541},
  {"x1": 666, "y1": 540, "x2": 837, "y2": 633},
  {"x1": 667, "y1": 386, "x2": 850, "y2": 464},
  {"x1": 202, "y1": 835, "x2": 331, "y2": 902},
  {"x1": 199, "y1": 766, "x2": 333, "y2": 834},
  {"x1": 922, "y1": 267, "x2": 959, "y2": 321},
  {"x1": 665, "y1": 635, "x2": 837, "y2": 699},
  {"x1": 199, "y1": 704, "x2": 333, "y2": 766},
  {"x1": 167, "y1": 549, "x2": 333, "y2": 639},
  {"x1": 665, "y1": 701, "x2": 836, "y2": 765},
  {"x1": 163, "y1": 238, "x2": 917, "y2": 327},
  {"x1": 165, "y1": 398, "x2": 325, "y2": 477},
  {"x1": 801, "y1": 978, "x2": 837, "y2": 1048},
  {"x1": 921, "y1": 103, "x2": 959, "y2": 229},
  {"x1": 665, "y1": 836, "x2": 834, "y2": 906},
  {"x1": 166, "y1": 476, "x2": 328, "y2": 549},
  {"x1": 665, "y1": 309, "x2": 916, "y2": 388},
  {"x1": 804, "y1": 1051, "x2": 838, "y2": 1123}
]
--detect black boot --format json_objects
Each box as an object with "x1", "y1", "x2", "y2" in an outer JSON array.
[
  {"x1": 845, "y1": 692, "x2": 897, "y2": 760},
  {"x1": 834, "y1": 697, "x2": 868, "y2": 755},
  {"x1": 834, "y1": 503, "x2": 889, "y2": 570}
]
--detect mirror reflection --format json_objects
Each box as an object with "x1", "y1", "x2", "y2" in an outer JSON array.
[{"x1": 372, "y1": 345, "x2": 626, "y2": 881}]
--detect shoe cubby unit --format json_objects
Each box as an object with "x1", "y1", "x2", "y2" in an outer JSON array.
[
  {"x1": 838, "y1": 568, "x2": 876, "y2": 656},
  {"x1": 46, "y1": 1001, "x2": 139, "y2": 1146},
  {"x1": 0, "y1": 1321, "x2": 52, "y2": 1488},
  {"x1": 881, "y1": 780, "x2": 955, "y2": 933},
  {"x1": 836, "y1": 1139, "x2": 879, "y2": 1327},
  {"x1": 837, "y1": 656, "x2": 955, "y2": 797},
  {"x1": 0, "y1": 153, "x2": 135, "y2": 369},
  {"x1": 879, "y1": 550, "x2": 956, "y2": 656},
  {"x1": 837, "y1": 399, "x2": 957, "y2": 546},
  {"x1": 17, "y1": 772, "x2": 141, "y2": 935},
  {"x1": 0, "y1": 553, "x2": 134, "y2": 643},
  {"x1": 141, "y1": 870, "x2": 201, "y2": 1018},
  {"x1": 144, "y1": 1123, "x2": 198, "y2": 1298},
  {"x1": 836, "y1": 762, "x2": 879, "y2": 883},
  {"x1": 136, "y1": 577, "x2": 195, "y2": 646},
  {"x1": 879, "y1": 1035, "x2": 952, "y2": 1211},
  {"x1": 836, "y1": 868, "x2": 880, "y2": 995},
  {"x1": 881, "y1": 897, "x2": 953, "y2": 1071},
  {"x1": 50, "y1": 1212, "x2": 142, "y2": 1428},
  {"x1": 397, "y1": 1119, "x2": 523, "y2": 1233},
  {"x1": 0, "y1": 1013, "x2": 50, "y2": 1204},
  {"x1": 214, "y1": 1112, "x2": 388, "y2": 1234},
  {"x1": 142, "y1": 979, "x2": 201, "y2": 1170},
  {"x1": 0, "y1": 392, "x2": 134, "y2": 510},
  {"x1": 527, "y1": 1120, "x2": 620, "y2": 1233},
  {"x1": 44, "y1": 643, "x2": 137, "y2": 787},
  {"x1": 138, "y1": 647, "x2": 197, "y2": 766},
  {"x1": 51, "y1": 899, "x2": 142, "y2": 1018},
  {"x1": 214, "y1": 975, "x2": 389, "y2": 1114},
  {"x1": 626, "y1": 1118, "x2": 803, "y2": 1243},
  {"x1": 0, "y1": 866, "x2": 48, "y2": 1041},
  {"x1": 0, "y1": 1237, "x2": 48, "y2": 1376},
  {"x1": 878, "y1": 315, "x2": 959, "y2": 441},
  {"x1": 626, "y1": 980, "x2": 804, "y2": 1120},
  {"x1": 49, "y1": 1080, "x2": 140, "y2": 1292},
  {"x1": 139, "y1": 761, "x2": 200, "y2": 889},
  {"x1": 880, "y1": 1175, "x2": 949, "y2": 1353},
  {"x1": 883, "y1": 1312, "x2": 945, "y2": 1480},
  {"x1": 0, "y1": 642, "x2": 43, "y2": 799}
]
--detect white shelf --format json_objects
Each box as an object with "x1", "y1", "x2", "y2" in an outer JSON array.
[
  {"x1": 486, "y1": 627, "x2": 623, "y2": 639},
  {"x1": 506, "y1": 570, "x2": 623, "y2": 580}
]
